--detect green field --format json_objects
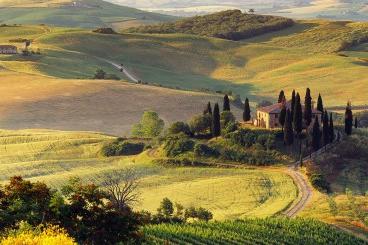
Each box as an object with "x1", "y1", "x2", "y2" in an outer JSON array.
[
  {"x1": 1, "y1": 19, "x2": 367, "y2": 106},
  {"x1": 143, "y1": 218, "x2": 366, "y2": 244},
  {"x1": 0, "y1": 129, "x2": 297, "y2": 220}
]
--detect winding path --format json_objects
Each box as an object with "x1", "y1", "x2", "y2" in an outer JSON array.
[{"x1": 102, "y1": 59, "x2": 140, "y2": 82}]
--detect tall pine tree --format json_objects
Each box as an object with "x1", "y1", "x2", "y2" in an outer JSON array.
[
  {"x1": 317, "y1": 94, "x2": 324, "y2": 113},
  {"x1": 243, "y1": 98, "x2": 251, "y2": 121},
  {"x1": 293, "y1": 93, "x2": 303, "y2": 136},
  {"x1": 279, "y1": 102, "x2": 287, "y2": 132},
  {"x1": 278, "y1": 90, "x2": 285, "y2": 103},
  {"x1": 284, "y1": 109, "x2": 294, "y2": 145},
  {"x1": 345, "y1": 102, "x2": 353, "y2": 135},
  {"x1": 304, "y1": 88, "x2": 312, "y2": 126},
  {"x1": 204, "y1": 102, "x2": 212, "y2": 115},
  {"x1": 291, "y1": 90, "x2": 296, "y2": 122},
  {"x1": 329, "y1": 112, "x2": 334, "y2": 143},
  {"x1": 322, "y1": 110, "x2": 329, "y2": 146},
  {"x1": 212, "y1": 103, "x2": 221, "y2": 137},
  {"x1": 312, "y1": 117, "x2": 321, "y2": 151},
  {"x1": 223, "y1": 95, "x2": 230, "y2": 111}
]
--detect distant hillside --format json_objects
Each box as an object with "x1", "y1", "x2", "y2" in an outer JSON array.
[
  {"x1": 0, "y1": 0, "x2": 176, "y2": 28},
  {"x1": 128, "y1": 10, "x2": 294, "y2": 41}
]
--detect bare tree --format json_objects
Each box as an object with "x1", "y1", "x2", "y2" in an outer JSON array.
[{"x1": 101, "y1": 168, "x2": 140, "y2": 211}]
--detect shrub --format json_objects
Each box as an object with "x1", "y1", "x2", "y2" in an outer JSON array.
[
  {"x1": 168, "y1": 121, "x2": 192, "y2": 136},
  {"x1": 92, "y1": 27, "x2": 117, "y2": 34},
  {"x1": 256, "y1": 134, "x2": 275, "y2": 150},
  {"x1": 222, "y1": 121, "x2": 238, "y2": 136},
  {"x1": 189, "y1": 114, "x2": 212, "y2": 136},
  {"x1": 184, "y1": 207, "x2": 213, "y2": 222},
  {"x1": 101, "y1": 140, "x2": 145, "y2": 157},
  {"x1": 194, "y1": 143, "x2": 220, "y2": 157},
  {"x1": 310, "y1": 173, "x2": 330, "y2": 193},
  {"x1": 163, "y1": 134, "x2": 195, "y2": 157}
]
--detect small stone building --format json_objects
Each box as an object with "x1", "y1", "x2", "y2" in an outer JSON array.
[
  {"x1": 255, "y1": 100, "x2": 322, "y2": 129},
  {"x1": 0, "y1": 45, "x2": 17, "y2": 54}
]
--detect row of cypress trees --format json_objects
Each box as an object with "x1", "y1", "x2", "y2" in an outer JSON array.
[{"x1": 203, "y1": 95, "x2": 232, "y2": 138}]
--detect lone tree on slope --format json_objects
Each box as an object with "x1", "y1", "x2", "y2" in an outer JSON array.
[
  {"x1": 212, "y1": 103, "x2": 221, "y2": 137},
  {"x1": 312, "y1": 117, "x2": 321, "y2": 151},
  {"x1": 345, "y1": 102, "x2": 353, "y2": 135},
  {"x1": 284, "y1": 109, "x2": 294, "y2": 146},
  {"x1": 223, "y1": 95, "x2": 231, "y2": 111},
  {"x1": 317, "y1": 94, "x2": 324, "y2": 113},
  {"x1": 293, "y1": 93, "x2": 303, "y2": 136},
  {"x1": 278, "y1": 90, "x2": 286, "y2": 103},
  {"x1": 304, "y1": 88, "x2": 312, "y2": 126},
  {"x1": 243, "y1": 98, "x2": 251, "y2": 121}
]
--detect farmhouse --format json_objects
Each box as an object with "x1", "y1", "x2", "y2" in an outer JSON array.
[
  {"x1": 0, "y1": 45, "x2": 17, "y2": 54},
  {"x1": 255, "y1": 100, "x2": 322, "y2": 129}
]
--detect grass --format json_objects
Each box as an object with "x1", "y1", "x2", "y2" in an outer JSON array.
[
  {"x1": 0, "y1": 129, "x2": 297, "y2": 220},
  {"x1": 1, "y1": 19, "x2": 367, "y2": 106}
]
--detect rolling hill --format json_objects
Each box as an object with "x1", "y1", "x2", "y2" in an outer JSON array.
[{"x1": 0, "y1": 0, "x2": 176, "y2": 29}]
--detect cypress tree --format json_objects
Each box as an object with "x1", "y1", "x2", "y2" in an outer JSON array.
[
  {"x1": 223, "y1": 95, "x2": 230, "y2": 111},
  {"x1": 278, "y1": 90, "x2": 285, "y2": 103},
  {"x1": 279, "y1": 102, "x2": 287, "y2": 132},
  {"x1": 204, "y1": 102, "x2": 212, "y2": 115},
  {"x1": 329, "y1": 112, "x2": 334, "y2": 143},
  {"x1": 345, "y1": 102, "x2": 353, "y2": 135},
  {"x1": 304, "y1": 88, "x2": 312, "y2": 126},
  {"x1": 243, "y1": 97, "x2": 251, "y2": 122},
  {"x1": 291, "y1": 90, "x2": 296, "y2": 122},
  {"x1": 293, "y1": 93, "x2": 303, "y2": 136},
  {"x1": 212, "y1": 103, "x2": 221, "y2": 137},
  {"x1": 355, "y1": 117, "x2": 358, "y2": 128},
  {"x1": 284, "y1": 109, "x2": 294, "y2": 145},
  {"x1": 317, "y1": 94, "x2": 324, "y2": 113},
  {"x1": 322, "y1": 110, "x2": 329, "y2": 146},
  {"x1": 312, "y1": 117, "x2": 321, "y2": 151}
]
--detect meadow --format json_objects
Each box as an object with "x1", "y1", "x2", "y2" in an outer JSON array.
[{"x1": 0, "y1": 129, "x2": 297, "y2": 220}]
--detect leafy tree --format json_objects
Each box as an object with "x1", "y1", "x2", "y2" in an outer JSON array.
[
  {"x1": 293, "y1": 93, "x2": 303, "y2": 136},
  {"x1": 223, "y1": 95, "x2": 231, "y2": 111},
  {"x1": 243, "y1": 97, "x2": 251, "y2": 121},
  {"x1": 220, "y1": 111, "x2": 236, "y2": 128},
  {"x1": 212, "y1": 103, "x2": 221, "y2": 137},
  {"x1": 322, "y1": 110, "x2": 330, "y2": 146},
  {"x1": 291, "y1": 90, "x2": 296, "y2": 122},
  {"x1": 204, "y1": 102, "x2": 212, "y2": 115},
  {"x1": 279, "y1": 102, "x2": 287, "y2": 132},
  {"x1": 312, "y1": 117, "x2": 321, "y2": 151},
  {"x1": 329, "y1": 113, "x2": 334, "y2": 143},
  {"x1": 189, "y1": 114, "x2": 212, "y2": 136},
  {"x1": 304, "y1": 88, "x2": 312, "y2": 126},
  {"x1": 317, "y1": 93, "x2": 324, "y2": 113},
  {"x1": 284, "y1": 109, "x2": 294, "y2": 145},
  {"x1": 278, "y1": 90, "x2": 285, "y2": 103},
  {"x1": 94, "y1": 68, "x2": 106, "y2": 79},
  {"x1": 168, "y1": 121, "x2": 191, "y2": 136},
  {"x1": 345, "y1": 102, "x2": 353, "y2": 135},
  {"x1": 132, "y1": 111, "x2": 164, "y2": 137},
  {"x1": 157, "y1": 198, "x2": 174, "y2": 218}
]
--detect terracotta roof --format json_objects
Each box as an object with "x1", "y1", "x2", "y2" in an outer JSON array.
[{"x1": 258, "y1": 100, "x2": 322, "y2": 114}]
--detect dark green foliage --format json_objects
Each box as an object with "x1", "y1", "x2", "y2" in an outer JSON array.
[
  {"x1": 220, "y1": 111, "x2": 235, "y2": 128},
  {"x1": 223, "y1": 94, "x2": 231, "y2": 111},
  {"x1": 189, "y1": 114, "x2": 212, "y2": 136},
  {"x1": 129, "y1": 10, "x2": 294, "y2": 41},
  {"x1": 317, "y1": 94, "x2": 324, "y2": 113},
  {"x1": 101, "y1": 140, "x2": 145, "y2": 157},
  {"x1": 92, "y1": 27, "x2": 117, "y2": 34},
  {"x1": 94, "y1": 68, "x2": 106, "y2": 79},
  {"x1": 345, "y1": 102, "x2": 353, "y2": 135},
  {"x1": 278, "y1": 90, "x2": 286, "y2": 103},
  {"x1": 309, "y1": 173, "x2": 330, "y2": 193},
  {"x1": 218, "y1": 145, "x2": 279, "y2": 165},
  {"x1": 279, "y1": 102, "x2": 287, "y2": 131},
  {"x1": 203, "y1": 102, "x2": 212, "y2": 115},
  {"x1": 284, "y1": 109, "x2": 294, "y2": 145},
  {"x1": 222, "y1": 121, "x2": 238, "y2": 136},
  {"x1": 312, "y1": 117, "x2": 321, "y2": 151},
  {"x1": 329, "y1": 113, "x2": 334, "y2": 143},
  {"x1": 256, "y1": 134, "x2": 275, "y2": 150},
  {"x1": 355, "y1": 117, "x2": 358, "y2": 128},
  {"x1": 194, "y1": 143, "x2": 220, "y2": 157},
  {"x1": 322, "y1": 110, "x2": 330, "y2": 146},
  {"x1": 163, "y1": 134, "x2": 195, "y2": 157},
  {"x1": 304, "y1": 88, "x2": 312, "y2": 126},
  {"x1": 291, "y1": 90, "x2": 296, "y2": 122},
  {"x1": 168, "y1": 121, "x2": 192, "y2": 136},
  {"x1": 293, "y1": 93, "x2": 303, "y2": 135},
  {"x1": 212, "y1": 103, "x2": 221, "y2": 137},
  {"x1": 243, "y1": 97, "x2": 251, "y2": 121},
  {"x1": 157, "y1": 198, "x2": 174, "y2": 218},
  {"x1": 184, "y1": 207, "x2": 213, "y2": 222}
]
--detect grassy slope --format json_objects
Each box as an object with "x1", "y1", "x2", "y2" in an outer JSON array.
[
  {"x1": 0, "y1": 0, "x2": 175, "y2": 28},
  {"x1": 0, "y1": 129, "x2": 297, "y2": 220},
  {"x1": 1, "y1": 20, "x2": 367, "y2": 106}
]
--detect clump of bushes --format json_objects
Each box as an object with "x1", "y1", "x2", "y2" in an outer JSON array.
[
  {"x1": 92, "y1": 27, "x2": 117, "y2": 34},
  {"x1": 163, "y1": 134, "x2": 195, "y2": 157},
  {"x1": 194, "y1": 143, "x2": 220, "y2": 158},
  {"x1": 93, "y1": 68, "x2": 120, "y2": 80},
  {"x1": 168, "y1": 121, "x2": 192, "y2": 136},
  {"x1": 101, "y1": 139, "x2": 145, "y2": 157}
]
